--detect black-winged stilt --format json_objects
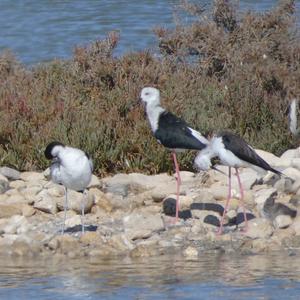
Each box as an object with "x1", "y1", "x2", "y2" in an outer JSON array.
[
  {"x1": 44, "y1": 142, "x2": 93, "y2": 234},
  {"x1": 140, "y1": 87, "x2": 208, "y2": 222},
  {"x1": 194, "y1": 131, "x2": 283, "y2": 234}
]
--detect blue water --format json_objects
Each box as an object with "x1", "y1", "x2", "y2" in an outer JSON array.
[
  {"x1": 0, "y1": 0, "x2": 299, "y2": 64},
  {"x1": 0, "y1": 252, "x2": 300, "y2": 299}
]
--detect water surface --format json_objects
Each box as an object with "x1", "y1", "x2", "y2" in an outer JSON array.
[
  {"x1": 0, "y1": 0, "x2": 299, "y2": 64},
  {"x1": 1, "y1": 252, "x2": 300, "y2": 299}
]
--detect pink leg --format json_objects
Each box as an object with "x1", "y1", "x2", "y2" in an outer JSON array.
[
  {"x1": 217, "y1": 166, "x2": 231, "y2": 235},
  {"x1": 172, "y1": 151, "x2": 181, "y2": 222},
  {"x1": 235, "y1": 168, "x2": 248, "y2": 232}
]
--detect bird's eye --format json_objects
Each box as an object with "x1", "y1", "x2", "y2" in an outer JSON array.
[{"x1": 145, "y1": 92, "x2": 149, "y2": 95}]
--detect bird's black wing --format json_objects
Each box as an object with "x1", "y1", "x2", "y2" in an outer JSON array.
[
  {"x1": 220, "y1": 131, "x2": 281, "y2": 175},
  {"x1": 154, "y1": 111, "x2": 206, "y2": 150}
]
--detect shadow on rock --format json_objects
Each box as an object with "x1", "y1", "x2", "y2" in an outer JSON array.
[
  {"x1": 162, "y1": 198, "x2": 191, "y2": 220},
  {"x1": 64, "y1": 225, "x2": 98, "y2": 233}
]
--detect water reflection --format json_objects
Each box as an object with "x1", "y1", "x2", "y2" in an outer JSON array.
[{"x1": 0, "y1": 252, "x2": 300, "y2": 299}]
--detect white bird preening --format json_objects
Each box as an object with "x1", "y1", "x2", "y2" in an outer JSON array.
[
  {"x1": 194, "y1": 131, "x2": 283, "y2": 234},
  {"x1": 44, "y1": 142, "x2": 93, "y2": 234},
  {"x1": 140, "y1": 87, "x2": 208, "y2": 222}
]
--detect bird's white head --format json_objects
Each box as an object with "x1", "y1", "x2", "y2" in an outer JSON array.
[
  {"x1": 140, "y1": 87, "x2": 161, "y2": 107},
  {"x1": 194, "y1": 151, "x2": 212, "y2": 171}
]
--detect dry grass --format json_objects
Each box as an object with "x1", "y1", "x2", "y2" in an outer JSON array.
[{"x1": 0, "y1": 0, "x2": 299, "y2": 175}]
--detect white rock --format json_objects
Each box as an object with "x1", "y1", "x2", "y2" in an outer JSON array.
[
  {"x1": 183, "y1": 246, "x2": 199, "y2": 258},
  {"x1": 9, "y1": 180, "x2": 26, "y2": 189},
  {"x1": 281, "y1": 149, "x2": 300, "y2": 160},
  {"x1": 88, "y1": 175, "x2": 101, "y2": 188},
  {"x1": 123, "y1": 212, "x2": 164, "y2": 240},
  {"x1": 0, "y1": 167, "x2": 21, "y2": 180},
  {"x1": 56, "y1": 190, "x2": 94, "y2": 214},
  {"x1": 164, "y1": 195, "x2": 193, "y2": 209},
  {"x1": 232, "y1": 168, "x2": 261, "y2": 191},
  {"x1": 102, "y1": 172, "x2": 174, "y2": 194},
  {"x1": 254, "y1": 187, "x2": 277, "y2": 209},
  {"x1": 0, "y1": 175, "x2": 9, "y2": 194},
  {"x1": 178, "y1": 171, "x2": 196, "y2": 182},
  {"x1": 291, "y1": 216, "x2": 300, "y2": 235},
  {"x1": 65, "y1": 215, "x2": 82, "y2": 228},
  {"x1": 291, "y1": 158, "x2": 300, "y2": 171},
  {"x1": 3, "y1": 215, "x2": 28, "y2": 234},
  {"x1": 244, "y1": 218, "x2": 274, "y2": 239},
  {"x1": 20, "y1": 171, "x2": 45, "y2": 182},
  {"x1": 255, "y1": 149, "x2": 290, "y2": 168},
  {"x1": 281, "y1": 167, "x2": 300, "y2": 181},
  {"x1": 273, "y1": 215, "x2": 293, "y2": 229},
  {"x1": 6, "y1": 193, "x2": 29, "y2": 205},
  {"x1": 33, "y1": 190, "x2": 57, "y2": 214},
  {"x1": 46, "y1": 185, "x2": 65, "y2": 197}
]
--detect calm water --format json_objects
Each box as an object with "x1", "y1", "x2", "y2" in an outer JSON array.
[
  {"x1": 0, "y1": 252, "x2": 300, "y2": 299},
  {"x1": 0, "y1": 0, "x2": 299, "y2": 64}
]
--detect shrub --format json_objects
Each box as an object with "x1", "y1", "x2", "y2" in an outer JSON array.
[{"x1": 0, "y1": 1, "x2": 299, "y2": 175}]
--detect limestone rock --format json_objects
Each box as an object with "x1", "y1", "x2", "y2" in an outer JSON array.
[
  {"x1": 21, "y1": 204, "x2": 36, "y2": 217},
  {"x1": 0, "y1": 175, "x2": 9, "y2": 194},
  {"x1": 52, "y1": 235, "x2": 80, "y2": 254},
  {"x1": 20, "y1": 171, "x2": 45, "y2": 182},
  {"x1": 255, "y1": 149, "x2": 282, "y2": 167},
  {"x1": 183, "y1": 246, "x2": 199, "y2": 258},
  {"x1": 33, "y1": 190, "x2": 58, "y2": 214},
  {"x1": 291, "y1": 216, "x2": 300, "y2": 235},
  {"x1": 0, "y1": 204, "x2": 22, "y2": 218},
  {"x1": 210, "y1": 184, "x2": 228, "y2": 200},
  {"x1": 107, "y1": 234, "x2": 134, "y2": 251},
  {"x1": 79, "y1": 231, "x2": 104, "y2": 246},
  {"x1": 0, "y1": 167, "x2": 21, "y2": 180},
  {"x1": 90, "y1": 188, "x2": 113, "y2": 212},
  {"x1": 88, "y1": 175, "x2": 101, "y2": 189},
  {"x1": 9, "y1": 180, "x2": 26, "y2": 189},
  {"x1": 56, "y1": 190, "x2": 94, "y2": 214},
  {"x1": 274, "y1": 215, "x2": 293, "y2": 229},
  {"x1": 3, "y1": 215, "x2": 30, "y2": 234},
  {"x1": 254, "y1": 187, "x2": 277, "y2": 214},
  {"x1": 244, "y1": 218, "x2": 274, "y2": 239},
  {"x1": 281, "y1": 148, "x2": 300, "y2": 160},
  {"x1": 123, "y1": 212, "x2": 164, "y2": 240},
  {"x1": 64, "y1": 215, "x2": 81, "y2": 228}
]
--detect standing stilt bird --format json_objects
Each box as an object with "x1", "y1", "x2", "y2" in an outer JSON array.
[
  {"x1": 44, "y1": 142, "x2": 93, "y2": 234},
  {"x1": 194, "y1": 131, "x2": 283, "y2": 234},
  {"x1": 140, "y1": 87, "x2": 208, "y2": 222}
]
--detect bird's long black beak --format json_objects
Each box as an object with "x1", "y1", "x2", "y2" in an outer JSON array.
[{"x1": 211, "y1": 165, "x2": 227, "y2": 176}]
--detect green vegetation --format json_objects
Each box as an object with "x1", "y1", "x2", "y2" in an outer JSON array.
[{"x1": 0, "y1": 0, "x2": 299, "y2": 176}]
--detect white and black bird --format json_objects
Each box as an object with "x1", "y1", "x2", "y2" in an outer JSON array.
[
  {"x1": 194, "y1": 131, "x2": 283, "y2": 234},
  {"x1": 140, "y1": 87, "x2": 208, "y2": 222},
  {"x1": 44, "y1": 142, "x2": 93, "y2": 234}
]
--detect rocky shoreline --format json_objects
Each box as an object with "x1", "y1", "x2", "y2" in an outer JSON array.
[{"x1": 0, "y1": 147, "x2": 300, "y2": 259}]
